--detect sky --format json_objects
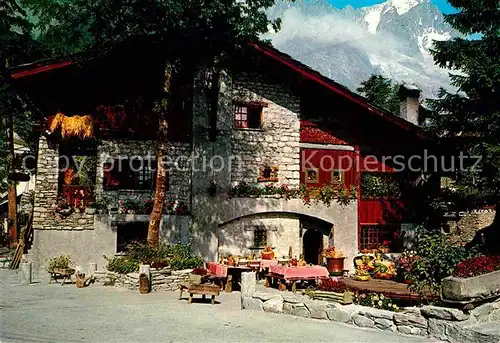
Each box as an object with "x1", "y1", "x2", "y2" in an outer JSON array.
[{"x1": 329, "y1": 0, "x2": 458, "y2": 14}]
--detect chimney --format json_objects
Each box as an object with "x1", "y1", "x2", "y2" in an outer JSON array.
[{"x1": 397, "y1": 84, "x2": 421, "y2": 126}]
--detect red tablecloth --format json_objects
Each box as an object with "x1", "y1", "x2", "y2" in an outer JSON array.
[
  {"x1": 270, "y1": 265, "x2": 329, "y2": 279},
  {"x1": 207, "y1": 262, "x2": 228, "y2": 277},
  {"x1": 260, "y1": 259, "x2": 279, "y2": 271}
]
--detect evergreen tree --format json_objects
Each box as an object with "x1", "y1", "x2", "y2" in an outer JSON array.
[
  {"x1": 23, "y1": 0, "x2": 289, "y2": 245},
  {"x1": 1, "y1": 0, "x2": 41, "y2": 192},
  {"x1": 357, "y1": 74, "x2": 400, "y2": 115},
  {"x1": 428, "y1": 0, "x2": 499, "y2": 252}
]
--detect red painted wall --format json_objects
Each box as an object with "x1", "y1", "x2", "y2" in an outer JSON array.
[{"x1": 300, "y1": 149, "x2": 358, "y2": 188}]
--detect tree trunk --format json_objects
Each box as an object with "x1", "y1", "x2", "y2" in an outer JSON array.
[
  {"x1": 147, "y1": 64, "x2": 173, "y2": 246},
  {"x1": 6, "y1": 108, "x2": 17, "y2": 245}
]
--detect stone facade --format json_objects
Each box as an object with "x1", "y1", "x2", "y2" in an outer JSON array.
[
  {"x1": 95, "y1": 139, "x2": 191, "y2": 208},
  {"x1": 447, "y1": 210, "x2": 496, "y2": 243},
  {"x1": 30, "y1": 67, "x2": 360, "y2": 274},
  {"x1": 231, "y1": 73, "x2": 301, "y2": 186},
  {"x1": 33, "y1": 136, "x2": 95, "y2": 230},
  {"x1": 218, "y1": 213, "x2": 301, "y2": 258}
]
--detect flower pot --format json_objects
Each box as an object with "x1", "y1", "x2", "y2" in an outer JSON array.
[
  {"x1": 75, "y1": 273, "x2": 85, "y2": 288},
  {"x1": 403, "y1": 279, "x2": 413, "y2": 285},
  {"x1": 326, "y1": 257, "x2": 345, "y2": 276},
  {"x1": 139, "y1": 273, "x2": 150, "y2": 294},
  {"x1": 375, "y1": 273, "x2": 394, "y2": 280},
  {"x1": 151, "y1": 261, "x2": 168, "y2": 270},
  {"x1": 261, "y1": 251, "x2": 275, "y2": 260}
]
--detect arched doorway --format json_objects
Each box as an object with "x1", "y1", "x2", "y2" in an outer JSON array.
[{"x1": 303, "y1": 228, "x2": 323, "y2": 265}]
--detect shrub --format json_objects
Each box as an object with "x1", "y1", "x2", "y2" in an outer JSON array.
[
  {"x1": 169, "y1": 255, "x2": 204, "y2": 270},
  {"x1": 406, "y1": 229, "x2": 480, "y2": 296},
  {"x1": 47, "y1": 254, "x2": 72, "y2": 272},
  {"x1": 104, "y1": 256, "x2": 139, "y2": 274},
  {"x1": 354, "y1": 292, "x2": 400, "y2": 312},
  {"x1": 127, "y1": 241, "x2": 168, "y2": 265},
  {"x1": 453, "y1": 255, "x2": 500, "y2": 278},
  {"x1": 165, "y1": 243, "x2": 204, "y2": 270},
  {"x1": 316, "y1": 279, "x2": 349, "y2": 293}
]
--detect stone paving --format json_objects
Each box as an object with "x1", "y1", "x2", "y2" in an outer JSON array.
[{"x1": 0, "y1": 269, "x2": 439, "y2": 343}]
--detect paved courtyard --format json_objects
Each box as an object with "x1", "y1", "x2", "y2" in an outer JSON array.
[{"x1": 0, "y1": 270, "x2": 438, "y2": 343}]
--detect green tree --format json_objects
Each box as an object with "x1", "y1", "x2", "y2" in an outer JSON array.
[
  {"x1": 427, "y1": 0, "x2": 499, "y2": 252},
  {"x1": 24, "y1": 0, "x2": 290, "y2": 245},
  {"x1": 357, "y1": 74, "x2": 400, "y2": 115}
]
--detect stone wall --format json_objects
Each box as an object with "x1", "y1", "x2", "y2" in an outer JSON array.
[
  {"x1": 95, "y1": 139, "x2": 191, "y2": 208},
  {"x1": 93, "y1": 268, "x2": 190, "y2": 292},
  {"x1": 243, "y1": 290, "x2": 500, "y2": 343},
  {"x1": 231, "y1": 72, "x2": 301, "y2": 186},
  {"x1": 33, "y1": 136, "x2": 95, "y2": 230},
  {"x1": 447, "y1": 210, "x2": 496, "y2": 243}
]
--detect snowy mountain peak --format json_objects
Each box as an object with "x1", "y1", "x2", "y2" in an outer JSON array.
[
  {"x1": 265, "y1": 0, "x2": 455, "y2": 98},
  {"x1": 363, "y1": 0, "x2": 427, "y2": 34},
  {"x1": 388, "y1": 0, "x2": 426, "y2": 15}
]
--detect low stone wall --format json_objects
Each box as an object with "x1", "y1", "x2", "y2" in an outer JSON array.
[
  {"x1": 242, "y1": 291, "x2": 500, "y2": 343},
  {"x1": 93, "y1": 268, "x2": 190, "y2": 292}
]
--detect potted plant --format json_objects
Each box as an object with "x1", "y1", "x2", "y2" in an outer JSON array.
[
  {"x1": 378, "y1": 241, "x2": 390, "y2": 254},
  {"x1": 374, "y1": 261, "x2": 396, "y2": 280},
  {"x1": 355, "y1": 268, "x2": 371, "y2": 281},
  {"x1": 394, "y1": 252, "x2": 415, "y2": 284},
  {"x1": 322, "y1": 246, "x2": 345, "y2": 275},
  {"x1": 47, "y1": 254, "x2": 74, "y2": 275},
  {"x1": 261, "y1": 246, "x2": 275, "y2": 260},
  {"x1": 189, "y1": 267, "x2": 208, "y2": 285}
]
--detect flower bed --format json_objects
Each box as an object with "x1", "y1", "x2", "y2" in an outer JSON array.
[
  {"x1": 453, "y1": 256, "x2": 500, "y2": 278},
  {"x1": 228, "y1": 182, "x2": 357, "y2": 206}
]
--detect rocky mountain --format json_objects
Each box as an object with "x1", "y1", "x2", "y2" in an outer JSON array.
[{"x1": 265, "y1": 0, "x2": 458, "y2": 98}]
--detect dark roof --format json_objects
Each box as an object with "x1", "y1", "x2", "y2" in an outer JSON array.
[
  {"x1": 249, "y1": 42, "x2": 424, "y2": 138},
  {"x1": 8, "y1": 42, "x2": 424, "y2": 139}
]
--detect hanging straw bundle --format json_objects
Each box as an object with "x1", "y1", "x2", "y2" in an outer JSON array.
[{"x1": 49, "y1": 112, "x2": 95, "y2": 138}]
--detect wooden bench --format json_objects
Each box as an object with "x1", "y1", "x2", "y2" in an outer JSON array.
[{"x1": 179, "y1": 282, "x2": 220, "y2": 304}]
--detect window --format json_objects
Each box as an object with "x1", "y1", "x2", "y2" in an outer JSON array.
[
  {"x1": 116, "y1": 222, "x2": 148, "y2": 252},
  {"x1": 253, "y1": 228, "x2": 268, "y2": 248},
  {"x1": 103, "y1": 158, "x2": 159, "y2": 191},
  {"x1": 258, "y1": 165, "x2": 279, "y2": 182},
  {"x1": 57, "y1": 150, "x2": 96, "y2": 207},
  {"x1": 359, "y1": 225, "x2": 402, "y2": 253},
  {"x1": 331, "y1": 170, "x2": 344, "y2": 184},
  {"x1": 305, "y1": 168, "x2": 319, "y2": 184},
  {"x1": 234, "y1": 103, "x2": 263, "y2": 129}
]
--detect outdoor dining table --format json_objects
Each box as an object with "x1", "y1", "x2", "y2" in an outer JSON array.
[
  {"x1": 207, "y1": 262, "x2": 251, "y2": 293},
  {"x1": 266, "y1": 265, "x2": 329, "y2": 293}
]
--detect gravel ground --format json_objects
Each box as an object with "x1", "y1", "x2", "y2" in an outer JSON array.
[{"x1": 0, "y1": 269, "x2": 438, "y2": 343}]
